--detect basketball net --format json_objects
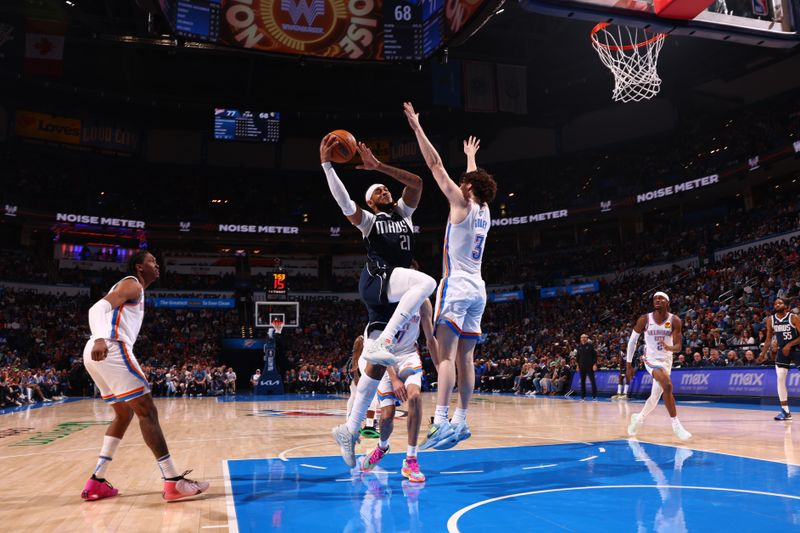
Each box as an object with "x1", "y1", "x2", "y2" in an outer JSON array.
[
  {"x1": 590, "y1": 22, "x2": 667, "y2": 103},
  {"x1": 271, "y1": 319, "x2": 284, "y2": 335}
]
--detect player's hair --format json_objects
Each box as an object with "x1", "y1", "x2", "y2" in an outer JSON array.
[
  {"x1": 460, "y1": 168, "x2": 497, "y2": 205},
  {"x1": 128, "y1": 250, "x2": 151, "y2": 276}
]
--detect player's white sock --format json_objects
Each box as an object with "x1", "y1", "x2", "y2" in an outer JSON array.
[
  {"x1": 451, "y1": 407, "x2": 468, "y2": 425},
  {"x1": 379, "y1": 439, "x2": 389, "y2": 449},
  {"x1": 623, "y1": 384, "x2": 629, "y2": 395},
  {"x1": 157, "y1": 454, "x2": 179, "y2": 479},
  {"x1": 381, "y1": 270, "x2": 437, "y2": 341},
  {"x1": 434, "y1": 405, "x2": 449, "y2": 425},
  {"x1": 777, "y1": 366, "x2": 789, "y2": 406},
  {"x1": 92, "y1": 436, "x2": 121, "y2": 478},
  {"x1": 671, "y1": 417, "x2": 682, "y2": 428},
  {"x1": 407, "y1": 445, "x2": 417, "y2": 457},
  {"x1": 346, "y1": 374, "x2": 381, "y2": 435},
  {"x1": 617, "y1": 384, "x2": 622, "y2": 395}
]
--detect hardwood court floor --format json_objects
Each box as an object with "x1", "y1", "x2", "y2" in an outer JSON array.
[{"x1": 0, "y1": 393, "x2": 797, "y2": 532}]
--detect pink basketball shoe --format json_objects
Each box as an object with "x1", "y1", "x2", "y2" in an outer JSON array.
[{"x1": 81, "y1": 476, "x2": 119, "y2": 501}]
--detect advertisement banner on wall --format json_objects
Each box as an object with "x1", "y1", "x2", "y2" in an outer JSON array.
[
  {"x1": 81, "y1": 119, "x2": 140, "y2": 153},
  {"x1": 151, "y1": 298, "x2": 236, "y2": 309},
  {"x1": 15, "y1": 109, "x2": 81, "y2": 144},
  {"x1": 626, "y1": 367, "x2": 800, "y2": 398},
  {"x1": 220, "y1": 0, "x2": 383, "y2": 60}
]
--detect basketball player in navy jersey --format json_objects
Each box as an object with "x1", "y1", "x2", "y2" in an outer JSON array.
[
  {"x1": 321, "y1": 135, "x2": 437, "y2": 467},
  {"x1": 761, "y1": 298, "x2": 800, "y2": 420},
  {"x1": 81, "y1": 251, "x2": 209, "y2": 501},
  {"x1": 404, "y1": 103, "x2": 497, "y2": 450}
]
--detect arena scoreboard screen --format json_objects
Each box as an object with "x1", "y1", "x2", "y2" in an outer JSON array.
[
  {"x1": 267, "y1": 271, "x2": 288, "y2": 297},
  {"x1": 160, "y1": 0, "x2": 491, "y2": 61},
  {"x1": 214, "y1": 108, "x2": 281, "y2": 142}
]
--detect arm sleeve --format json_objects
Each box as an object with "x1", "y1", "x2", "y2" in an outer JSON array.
[
  {"x1": 626, "y1": 331, "x2": 641, "y2": 363},
  {"x1": 322, "y1": 162, "x2": 357, "y2": 216},
  {"x1": 354, "y1": 209, "x2": 375, "y2": 237},
  {"x1": 88, "y1": 299, "x2": 113, "y2": 342}
]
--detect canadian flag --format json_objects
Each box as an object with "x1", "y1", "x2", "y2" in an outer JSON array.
[{"x1": 25, "y1": 18, "x2": 66, "y2": 77}]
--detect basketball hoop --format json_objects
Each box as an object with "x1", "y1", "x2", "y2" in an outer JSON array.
[
  {"x1": 270, "y1": 319, "x2": 284, "y2": 335},
  {"x1": 590, "y1": 22, "x2": 667, "y2": 103}
]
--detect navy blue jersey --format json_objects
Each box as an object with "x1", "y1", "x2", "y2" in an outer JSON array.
[
  {"x1": 356, "y1": 199, "x2": 415, "y2": 271},
  {"x1": 773, "y1": 313, "x2": 799, "y2": 352}
]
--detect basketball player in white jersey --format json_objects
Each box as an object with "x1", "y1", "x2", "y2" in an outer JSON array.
[
  {"x1": 322, "y1": 136, "x2": 437, "y2": 467},
  {"x1": 626, "y1": 292, "x2": 692, "y2": 441},
  {"x1": 359, "y1": 287, "x2": 437, "y2": 483},
  {"x1": 81, "y1": 251, "x2": 209, "y2": 501},
  {"x1": 404, "y1": 103, "x2": 497, "y2": 450}
]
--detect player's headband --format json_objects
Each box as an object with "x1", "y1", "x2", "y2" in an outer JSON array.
[
  {"x1": 653, "y1": 291, "x2": 670, "y2": 302},
  {"x1": 365, "y1": 183, "x2": 387, "y2": 203}
]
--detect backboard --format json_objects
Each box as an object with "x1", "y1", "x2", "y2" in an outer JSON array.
[
  {"x1": 519, "y1": 0, "x2": 800, "y2": 47},
  {"x1": 255, "y1": 301, "x2": 300, "y2": 329}
]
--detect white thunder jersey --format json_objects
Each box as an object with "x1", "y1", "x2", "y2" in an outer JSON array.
[
  {"x1": 393, "y1": 311, "x2": 421, "y2": 355},
  {"x1": 443, "y1": 200, "x2": 490, "y2": 278},
  {"x1": 643, "y1": 312, "x2": 674, "y2": 365},
  {"x1": 107, "y1": 276, "x2": 145, "y2": 347}
]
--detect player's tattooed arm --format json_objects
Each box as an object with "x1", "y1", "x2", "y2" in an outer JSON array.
[{"x1": 356, "y1": 142, "x2": 422, "y2": 208}]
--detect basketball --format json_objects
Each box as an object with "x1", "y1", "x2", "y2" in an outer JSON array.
[{"x1": 326, "y1": 129, "x2": 357, "y2": 163}]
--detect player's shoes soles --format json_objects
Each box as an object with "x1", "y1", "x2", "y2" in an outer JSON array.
[
  {"x1": 162, "y1": 470, "x2": 210, "y2": 501},
  {"x1": 361, "y1": 339, "x2": 397, "y2": 366},
  {"x1": 402, "y1": 457, "x2": 426, "y2": 483},
  {"x1": 361, "y1": 445, "x2": 389, "y2": 472},
  {"x1": 332, "y1": 424, "x2": 360, "y2": 467},
  {"x1": 419, "y1": 421, "x2": 456, "y2": 450},
  {"x1": 775, "y1": 410, "x2": 793, "y2": 421},
  {"x1": 432, "y1": 421, "x2": 471, "y2": 451},
  {"x1": 627, "y1": 413, "x2": 643, "y2": 437},
  {"x1": 81, "y1": 477, "x2": 119, "y2": 501},
  {"x1": 672, "y1": 424, "x2": 692, "y2": 442}
]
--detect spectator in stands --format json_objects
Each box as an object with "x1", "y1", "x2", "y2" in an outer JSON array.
[{"x1": 726, "y1": 350, "x2": 743, "y2": 367}]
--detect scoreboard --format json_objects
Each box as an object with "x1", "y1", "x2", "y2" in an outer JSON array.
[
  {"x1": 161, "y1": 0, "x2": 490, "y2": 62},
  {"x1": 213, "y1": 108, "x2": 280, "y2": 143}
]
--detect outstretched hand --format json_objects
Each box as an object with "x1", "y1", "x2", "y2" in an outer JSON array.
[
  {"x1": 403, "y1": 102, "x2": 421, "y2": 131},
  {"x1": 319, "y1": 134, "x2": 339, "y2": 164},
  {"x1": 355, "y1": 142, "x2": 381, "y2": 171},
  {"x1": 463, "y1": 136, "x2": 480, "y2": 156}
]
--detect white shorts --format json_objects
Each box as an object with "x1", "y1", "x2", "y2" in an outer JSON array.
[
  {"x1": 642, "y1": 354, "x2": 673, "y2": 376},
  {"x1": 83, "y1": 339, "x2": 150, "y2": 403},
  {"x1": 358, "y1": 350, "x2": 423, "y2": 408},
  {"x1": 434, "y1": 273, "x2": 486, "y2": 339}
]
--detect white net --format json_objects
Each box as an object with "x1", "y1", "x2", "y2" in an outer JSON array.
[
  {"x1": 591, "y1": 23, "x2": 667, "y2": 103},
  {"x1": 271, "y1": 319, "x2": 284, "y2": 334}
]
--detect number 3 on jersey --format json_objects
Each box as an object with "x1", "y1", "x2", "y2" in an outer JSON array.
[{"x1": 471, "y1": 235, "x2": 485, "y2": 261}]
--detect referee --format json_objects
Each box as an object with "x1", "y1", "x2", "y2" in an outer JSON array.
[{"x1": 577, "y1": 333, "x2": 598, "y2": 401}]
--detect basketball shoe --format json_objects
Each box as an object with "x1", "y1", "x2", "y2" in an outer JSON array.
[
  {"x1": 81, "y1": 476, "x2": 118, "y2": 501},
  {"x1": 401, "y1": 457, "x2": 426, "y2": 483},
  {"x1": 332, "y1": 424, "x2": 360, "y2": 467},
  {"x1": 362, "y1": 338, "x2": 397, "y2": 366},
  {"x1": 419, "y1": 420, "x2": 455, "y2": 450},
  {"x1": 775, "y1": 410, "x2": 792, "y2": 421},
  {"x1": 162, "y1": 470, "x2": 210, "y2": 501},
  {"x1": 627, "y1": 413, "x2": 643, "y2": 437},
  {"x1": 360, "y1": 444, "x2": 389, "y2": 472}
]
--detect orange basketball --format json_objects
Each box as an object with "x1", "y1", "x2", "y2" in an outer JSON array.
[{"x1": 327, "y1": 129, "x2": 357, "y2": 163}]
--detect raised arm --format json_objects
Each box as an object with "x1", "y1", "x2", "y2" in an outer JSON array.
[
  {"x1": 463, "y1": 136, "x2": 480, "y2": 173},
  {"x1": 403, "y1": 102, "x2": 468, "y2": 213},
  {"x1": 356, "y1": 142, "x2": 422, "y2": 209},
  {"x1": 320, "y1": 134, "x2": 364, "y2": 227}
]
